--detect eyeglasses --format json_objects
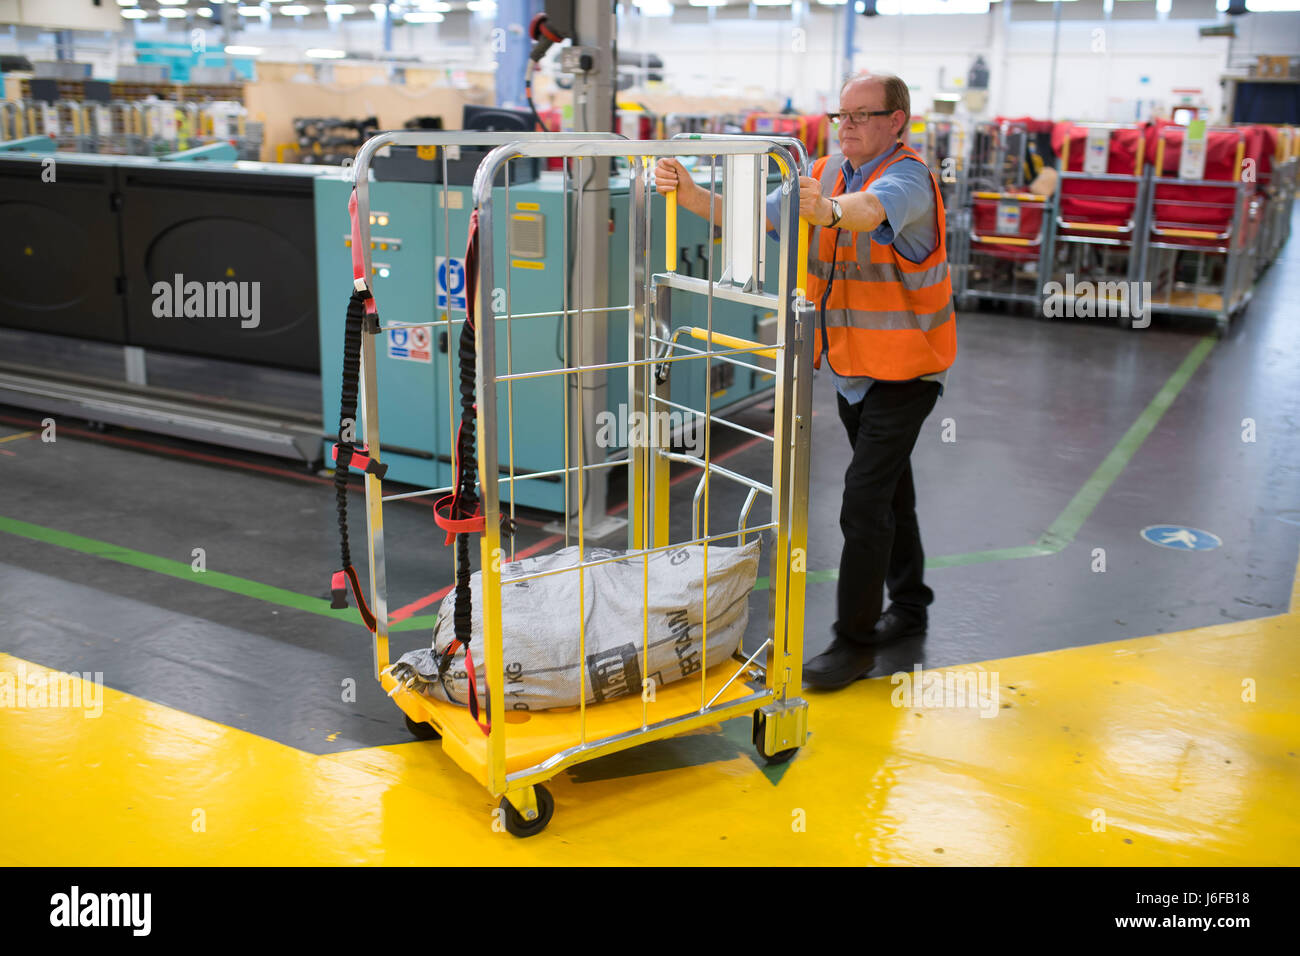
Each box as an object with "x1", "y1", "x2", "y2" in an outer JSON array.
[{"x1": 826, "y1": 109, "x2": 894, "y2": 127}]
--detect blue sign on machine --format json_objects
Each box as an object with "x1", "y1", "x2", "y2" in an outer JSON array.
[
  {"x1": 437, "y1": 257, "x2": 467, "y2": 310},
  {"x1": 1140, "y1": 525, "x2": 1222, "y2": 551},
  {"x1": 388, "y1": 326, "x2": 410, "y2": 359}
]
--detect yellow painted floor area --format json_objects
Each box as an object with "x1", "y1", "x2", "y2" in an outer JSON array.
[{"x1": 4, "y1": 586, "x2": 1298, "y2": 866}]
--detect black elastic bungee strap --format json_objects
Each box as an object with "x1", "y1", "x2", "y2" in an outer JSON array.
[
  {"x1": 330, "y1": 283, "x2": 380, "y2": 632},
  {"x1": 448, "y1": 210, "x2": 488, "y2": 731}
]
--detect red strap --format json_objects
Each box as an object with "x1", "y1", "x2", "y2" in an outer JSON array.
[
  {"x1": 331, "y1": 564, "x2": 377, "y2": 633},
  {"x1": 348, "y1": 190, "x2": 377, "y2": 316},
  {"x1": 433, "y1": 494, "x2": 486, "y2": 546},
  {"x1": 462, "y1": 643, "x2": 491, "y2": 736}
]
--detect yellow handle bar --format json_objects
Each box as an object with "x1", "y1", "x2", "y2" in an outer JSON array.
[{"x1": 684, "y1": 327, "x2": 778, "y2": 360}]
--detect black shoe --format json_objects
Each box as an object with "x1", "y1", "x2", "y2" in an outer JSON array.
[
  {"x1": 804, "y1": 637, "x2": 876, "y2": 690},
  {"x1": 868, "y1": 608, "x2": 927, "y2": 646}
]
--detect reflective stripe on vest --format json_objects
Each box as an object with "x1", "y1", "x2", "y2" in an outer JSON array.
[{"x1": 807, "y1": 145, "x2": 957, "y2": 381}]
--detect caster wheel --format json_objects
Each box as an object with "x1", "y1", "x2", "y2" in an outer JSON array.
[
  {"x1": 404, "y1": 714, "x2": 441, "y2": 740},
  {"x1": 752, "y1": 713, "x2": 799, "y2": 765},
  {"x1": 499, "y1": 785, "x2": 554, "y2": 838}
]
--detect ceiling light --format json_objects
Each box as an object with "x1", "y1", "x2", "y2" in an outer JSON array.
[
  {"x1": 279, "y1": 3, "x2": 312, "y2": 11},
  {"x1": 878, "y1": 0, "x2": 989, "y2": 9},
  {"x1": 325, "y1": 3, "x2": 356, "y2": 12},
  {"x1": 117, "y1": 0, "x2": 138, "y2": 6},
  {"x1": 402, "y1": 10, "x2": 445, "y2": 20},
  {"x1": 306, "y1": 48, "x2": 348, "y2": 57},
  {"x1": 238, "y1": 5, "x2": 269, "y2": 14},
  {"x1": 158, "y1": 7, "x2": 188, "y2": 15},
  {"x1": 415, "y1": 0, "x2": 451, "y2": 9},
  {"x1": 466, "y1": 0, "x2": 497, "y2": 9},
  {"x1": 121, "y1": 7, "x2": 148, "y2": 16},
  {"x1": 687, "y1": 0, "x2": 726, "y2": 6},
  {"x1": 225, "y1": 45, "x2": 264, "y2": 55},
  {"x1": 197, "y1": 6, "x2": 214, "y2": 14}
]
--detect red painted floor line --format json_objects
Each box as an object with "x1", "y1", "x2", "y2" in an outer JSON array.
[
  {"x1": 605, "y1": 430, "x2": 772, "y2": 517},
  {"x1": 0, "y1": 411, "x2": 549, "y2": 527}
]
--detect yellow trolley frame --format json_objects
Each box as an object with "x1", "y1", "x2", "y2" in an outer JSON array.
[{"x1": 348, "y1": 132, "x2": 813, "y2": 836}]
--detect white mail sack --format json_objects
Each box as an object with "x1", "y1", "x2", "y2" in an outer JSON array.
[{"x1": 391, "y1": 539, "x2": 760, "y2": 711}]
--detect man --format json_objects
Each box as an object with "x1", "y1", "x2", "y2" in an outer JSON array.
[{"x1": 655, "y1": 72, "x2": 956, "y2": 689}]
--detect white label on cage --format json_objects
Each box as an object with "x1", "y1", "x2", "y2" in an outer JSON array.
[
  {"x1": 1179, "y1": 121, "x2": 1208, "y2": 181},
  {"x1": 43, "y1": 106, "x2": 59, "y2": 136},
  {"x1": 1084, "y1": 128, "x2": 1109, "y2": 175},
  {"x1": 725, "y1": 155, "x2": 757, "y2": 287},
  {"x1": 97, "y1": 111, "x2": 112, "y2": 137},
  {"x1": 437, "y1": 190, "x2": 464, "y2": 209},
  {"x1": 445, "y1": 144, "x2": 460, "y2": 161},
  {"x1": 996, "y1": 202, "x2": 1021, "y2": 235}
]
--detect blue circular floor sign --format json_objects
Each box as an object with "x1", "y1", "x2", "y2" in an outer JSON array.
[{"x1": 1140, "y1": 525, "x2": 1222, "y2": 551}]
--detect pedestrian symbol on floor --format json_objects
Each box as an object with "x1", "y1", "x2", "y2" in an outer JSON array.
[{"x1": 1140, "y1": 525, "x2": 1222, "y2": 551}]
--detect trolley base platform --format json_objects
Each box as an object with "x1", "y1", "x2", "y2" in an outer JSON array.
[{"x1": 382, "y1": 659, "x2": 766, "y2": 787}]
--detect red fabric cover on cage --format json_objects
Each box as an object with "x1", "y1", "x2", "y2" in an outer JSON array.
[
  {"x1": 803, "y1": 113, "x2": 829, "y2": 159},
  {"x1": 1245, "y1": 125, "x2": 1275, "y2": 192},
  {"x1": 1255, "y1": 125, "x2": 1278, "y2": 184},
  {"x1": 971, "y1": 198, "x2": 1044, "y2": 261},
  {"x1": 1149, "y1": 128, "x2": 1248, "y2": 246},
  {"x1": 996, "y1": 116, "x2": 1054, "y2": 135},
  {"x1": 1051, "y1": 124, "x2": 1143, "y2": 240}
]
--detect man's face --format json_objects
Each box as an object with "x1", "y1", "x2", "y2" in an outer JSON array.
[{"x1": 836, "y1": 80, "x2": 902, "y2": 166}]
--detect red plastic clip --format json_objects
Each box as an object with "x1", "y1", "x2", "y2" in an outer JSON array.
[{"x1": 332, "y1": 443, "x2": 389, "y2": 479}]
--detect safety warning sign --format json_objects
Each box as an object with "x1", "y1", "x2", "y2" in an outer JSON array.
[
  {"x1": 437, "y1": 257, "x2": 467, "y2": 311},
  {"x1": 388, "y1": 325, "x2": 432, "y2": 363}
]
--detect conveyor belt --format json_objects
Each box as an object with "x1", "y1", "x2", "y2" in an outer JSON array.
[{"x1": 0, "y1": 364, "x2": 323, "y2": 465}]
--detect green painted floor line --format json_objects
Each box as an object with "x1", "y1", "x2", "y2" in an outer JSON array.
[
  {"x1": 755, "y1": 335, "x2": 1217, "y2": 589},
  {"x1": 1035, "y1": 335, "x2": 1216, "y2": 552},
  {"x1": 0, "y1": 336, "x2": 1215, "y2": 627},
  {"x1": 0, "y1": 514, "x2": 436, "y2": 634}
]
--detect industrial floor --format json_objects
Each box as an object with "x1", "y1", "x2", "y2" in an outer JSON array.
[{"x1": 2, "y1": 226, "x2": 1298, "y2": 865}]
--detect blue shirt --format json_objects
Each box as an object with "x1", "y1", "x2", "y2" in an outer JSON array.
[{"x1": 766, "y1": 146, "x2": 943, "y2": 403}]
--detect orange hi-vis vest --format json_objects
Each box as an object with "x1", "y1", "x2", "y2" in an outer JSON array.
[{"x1": 807, "y1": 144, "x2": 956, "y2": 381}]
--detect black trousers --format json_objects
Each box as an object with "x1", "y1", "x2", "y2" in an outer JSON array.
[{"x1": 834, "y1": 378, "x2": 941, "y2": 643}]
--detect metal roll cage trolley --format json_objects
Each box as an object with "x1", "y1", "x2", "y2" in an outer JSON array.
[{"x1": 331, "y1": 131, "x2": 813, "y2": 836}]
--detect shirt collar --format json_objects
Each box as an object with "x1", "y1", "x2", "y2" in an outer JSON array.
[{"x1": 841, "y1": 142, "x2": 904, "y2": 183}]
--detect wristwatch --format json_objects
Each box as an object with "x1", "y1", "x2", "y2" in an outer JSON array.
[{"x1": 827, "y1": 198, "x2": 843, "y2": 228}]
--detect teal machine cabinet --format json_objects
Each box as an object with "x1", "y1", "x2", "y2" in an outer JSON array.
[{"x1": 314, "y1": 163, "x2": 781, "y2": 514}]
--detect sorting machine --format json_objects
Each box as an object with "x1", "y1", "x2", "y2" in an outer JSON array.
[{"x1": 0, "y1": 140, "x2": 783, "y2": 514}]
